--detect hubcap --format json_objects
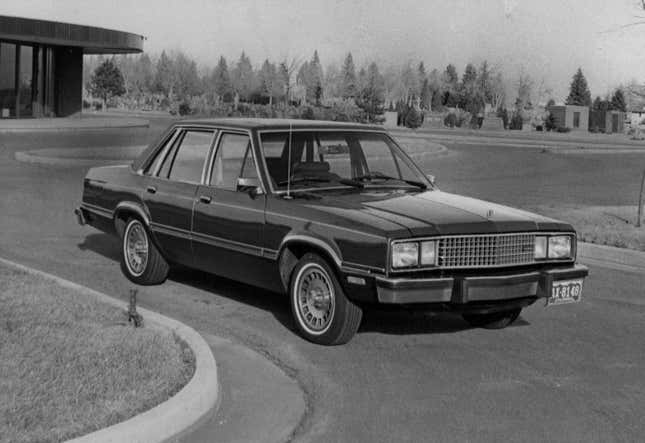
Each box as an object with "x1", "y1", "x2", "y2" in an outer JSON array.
[
  {"x1": 125, "y1": 222, "x2": 148, "y2": 276},
  {"x1": 295, "y1": 264, "x2": 335, "y2": 334}
]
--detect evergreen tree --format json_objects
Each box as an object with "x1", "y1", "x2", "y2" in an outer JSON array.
[
  {"x1": 231, "y1": 51, "x2": 256, "y2": 102},
  {"x1": 258, "y1": 59, "x2": 278, "y2": 105},
  {"x1": 340, "y1": 52, "x2": 357, "y2": 99},
  {"x1": 212, "y1": 56, "x2": 232, "y2": 102},
  {"x1": 610, "y1": 88, "x2": 627, "y2": 112},
  {"x1": 420, "y1": 78, "x2": 432, "y2": 110},
  {"x1": 356, "y1": 62, "x2": 385, "y2": 122},
  {"x1": 174, "y1": 52, "x2": 201, "y2": 99},
  {"x1": 565, "y1": 68, "x2": 592, "y2": 106},
  {"x1": 592, "y1": 96, "x2": 602, "y2": 111},
  {"x1": 89, "y1": 58, "x2": 126, "y2": 107},
  {"x1": 309, "y1": 50, "x2": 324, "y2": 104},
  {"x1": 154, "y1": 51, "x2": 175, "y2": 97}
]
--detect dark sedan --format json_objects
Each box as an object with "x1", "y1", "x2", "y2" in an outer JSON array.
[{"x1": 76, "y1": 118, "x2": 588, "y2": 345}]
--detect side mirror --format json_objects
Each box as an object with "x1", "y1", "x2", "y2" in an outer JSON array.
[
  {"x1": 426, "y1": 174, "x2": 436, "y2": 186},
  {"x1": 236, "y1": 177, "x2": 264, "y2": 196}
]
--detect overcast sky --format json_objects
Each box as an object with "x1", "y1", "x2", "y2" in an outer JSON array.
[{"x1": 3, "y1": 0, "x2": 645, "y2": 101}]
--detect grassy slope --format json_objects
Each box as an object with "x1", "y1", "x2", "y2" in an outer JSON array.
[
  {"x1": 532, "y1": 205, "x2": 645, "y2": 252},
  {"x1": 0, "y1": 266, "x2": 195, "y2": 443}
]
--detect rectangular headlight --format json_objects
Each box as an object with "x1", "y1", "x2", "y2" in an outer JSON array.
[
  {"x1": 534, "y1": 236, "x2": 547, "y2": 259},
  {"x1": 548, "y1": 235, "x2": 572, "y2": 259},
  {"x1": 392, "y1": 242, "x2": 418, "y2": 268},
  {"x1": 420, "y1": 241, "x2": 437, "y2": 266}
]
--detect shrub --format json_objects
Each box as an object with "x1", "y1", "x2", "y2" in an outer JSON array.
[
  {"x1": 496, "y1": 107, "x2": 509, "y2": 129},
  {"x1": 404, "y1": 107, "x2": 423, "y2": 129},
  {"x1": 544, "y1": 113, "x2": 557, "y2": 131},
  {"x1": 444, "y1": 113, "x2": 457, "y2": 128},
  {"x1": 556, "y1": 127, "x2": 571, "y2": 133},
  {"x1": 301, "y1": 106, "x2": 315, "y2": 120},
  {"x1": 509, "y1": 112, "x2": 523, "y2": 130},
  {"x1": 178, "y1": 102, "x2": 192, "y2": 116}
]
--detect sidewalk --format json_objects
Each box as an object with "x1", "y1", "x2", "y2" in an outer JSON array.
[
  {"x1": 0, "y1": 115, "x2": 149, "y2": 132},
  {"x1": 391, "y1": 127, "x2": 645, "y2": 151}
]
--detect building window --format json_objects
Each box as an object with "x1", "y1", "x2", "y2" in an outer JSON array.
[{"x1": 573, "y1": 112, "x2": 580, "y2": 128}]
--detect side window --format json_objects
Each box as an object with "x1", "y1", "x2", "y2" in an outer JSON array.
[
  {"x1": 144, "y1": 129, "x2": 177, "y2": 175},
  {"x1": 163, "y1": 130, "x2": 214, "y2": 183},
  {"x1": 210, "y1": 133, "x2": 257, "y2": 190}
]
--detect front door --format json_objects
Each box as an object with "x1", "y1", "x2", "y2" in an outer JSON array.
[
  {"x1": 143, "y1": 128, "x2": 216, "y2": 266},
  {"x1": 192, "y1": 131, "x2": 269, "y2": 286}
]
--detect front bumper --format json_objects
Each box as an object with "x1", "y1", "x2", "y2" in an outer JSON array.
[{"x1": 376, "y1": 264, "x2": 589, "y2": 304}]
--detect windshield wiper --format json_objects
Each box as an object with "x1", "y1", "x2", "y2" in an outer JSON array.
[
  {"x1": 338, "y1": 178, "x2": 364, "y2": 188},
  {"x1": 354, "y1": 172, "x2": 427, "y2": 190},
  {"x1": 278, "y1": 176, "x2": 331, "y2": 186}
]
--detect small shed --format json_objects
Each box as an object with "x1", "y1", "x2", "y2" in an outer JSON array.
[
  {"x1": 589, "y1": 110, "x2": 626, "y2": 133},
  {"x1": 546, "y1": 105, "x2": 589, "y2": 131}
]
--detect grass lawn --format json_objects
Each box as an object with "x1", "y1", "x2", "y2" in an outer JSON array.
[
  {"x1": 532, "y1": 205, "x2": 645, "y2": 252},
  {"x1": 0, "y1": 265, "x2": 195, "y2": 443}
]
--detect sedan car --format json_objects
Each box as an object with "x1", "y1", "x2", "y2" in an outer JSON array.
[{"x1": 76, "y1": 118, "x2": 588, "y2": 345}]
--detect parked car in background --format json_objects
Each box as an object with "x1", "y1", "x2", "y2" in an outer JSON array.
[{"x1": 76, "y1": 119, "x2": 588, "y2": 345}]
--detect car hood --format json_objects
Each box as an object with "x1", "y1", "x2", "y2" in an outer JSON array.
[{"x1": 302, "y1": 189, "x2": 571, "y2": 237}]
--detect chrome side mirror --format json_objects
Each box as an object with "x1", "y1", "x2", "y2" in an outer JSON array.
[
  {"x1": 426, "y1": 174, "x2": 436, "y2": 186},
  {"x1": 236, "y1": 177, "x2": 264, "y2": 196}
]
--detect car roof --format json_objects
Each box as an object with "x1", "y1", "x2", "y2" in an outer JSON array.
[{"x1": 174, "y1": 118, "x2": 387, "y2": 132}]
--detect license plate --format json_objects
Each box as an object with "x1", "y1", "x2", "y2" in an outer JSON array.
[{"x1": 546, "y1": 279, "x2": 583, "y2": 306}]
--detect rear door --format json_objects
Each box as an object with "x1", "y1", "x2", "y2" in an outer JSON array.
[
  {"x1": 143, "y1": 127, "x2": 216, "y2": 266},
  {"x1": 192, "y1": 131, "x2": 269, "y2": 285}
]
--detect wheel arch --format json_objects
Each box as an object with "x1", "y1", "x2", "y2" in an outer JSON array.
[
  {"x1": 113, "y1": 201, "x2": 151, "y2": 238},
  {"x1": 277, "y1": 234, "x2": 343, "y2": 292}
]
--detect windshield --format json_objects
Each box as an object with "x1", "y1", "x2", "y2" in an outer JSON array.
[{"x1": 260, "y1": 131, "x2": 430, "y2": 192}]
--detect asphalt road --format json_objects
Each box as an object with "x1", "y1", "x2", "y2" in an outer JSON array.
[{"x1": 2, "y1": 125, "x2": 645, "y2": 442}]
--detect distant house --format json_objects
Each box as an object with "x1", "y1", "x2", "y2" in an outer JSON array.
[
  {"x1": 590, "y1": 110, "x2": 626, "y2": 133},
  {"x1": 547, "y1": 105, "x2": 589, "y2": 131},
  {"x1": 628, "y1": 107, "x2": 645, "y2": 126}
]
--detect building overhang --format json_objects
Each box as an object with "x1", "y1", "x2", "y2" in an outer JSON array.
[{"x1": 0, "y1": 15, "x2": 144, "y2": 54}]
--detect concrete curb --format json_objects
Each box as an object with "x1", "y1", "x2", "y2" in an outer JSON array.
[
  {"x1": 578, "y1": 242, "x2": 645, "y2": 272},
  {"x1": 0, "y1": 256, "x2": 219, "y2": 443},
  {"x1": 0, "y1": 118, "x2": 149, "y2": 133},
  {"x1": 15, "y1": 146, "x2": 147, "y2": 167}
]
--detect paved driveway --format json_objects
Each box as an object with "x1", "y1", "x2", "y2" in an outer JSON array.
[{"x1": 2, "y1": 127, "x2": 644, "y2": 442}]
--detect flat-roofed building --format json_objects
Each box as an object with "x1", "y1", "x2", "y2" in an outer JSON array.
[{"x1": 0, "y1": 15, "x2": 143, "y2": 118}]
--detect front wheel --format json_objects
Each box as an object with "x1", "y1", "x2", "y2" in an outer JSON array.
[
  {"x1": 462, "y1": 308, "x2": 522, "y2": 329},
  {"x1": 289, "y1": 253, "x2": 362, "y2": 345},
  {"x1": 121, "y1": 218, "x2": 169, "y2": 285}
]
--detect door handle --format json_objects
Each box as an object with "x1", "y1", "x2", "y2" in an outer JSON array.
[
  {"x1": 199, "y1": 195, "x2": 212, "y2": 204},
  {"x1": 146, "y1": 186, "x2": 157, "y2": 194}
]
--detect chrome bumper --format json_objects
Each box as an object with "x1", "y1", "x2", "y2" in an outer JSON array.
[{"x1": 376, "y1": 264, "x2": 589, "y2": 304}]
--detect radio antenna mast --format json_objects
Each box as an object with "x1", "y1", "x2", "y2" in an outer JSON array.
[{"x1": 286, "y1": 121, "x2": 293, "y2": 199}]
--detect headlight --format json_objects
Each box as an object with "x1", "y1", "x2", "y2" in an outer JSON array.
[
  {"x1": 392, "y1": 242, "x2": 418, "y2": 268},
  {"x1": 534, "y1": 236, "x2": 547, "y2": 259},
  {"x1": 548, "y1": 236, "x2": 572, "y2": 259},
  {"x1": 420, "y1": 241, "x2": 437, "y2": 266}
]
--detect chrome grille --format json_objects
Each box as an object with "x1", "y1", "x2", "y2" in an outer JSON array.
[{"x1": 437, "y1": 233, "x2": 536, "y2": 268}]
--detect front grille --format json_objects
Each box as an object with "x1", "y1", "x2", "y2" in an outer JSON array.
[{"x1": 438, "y1": 233, "x2": 536, "y2": 268}]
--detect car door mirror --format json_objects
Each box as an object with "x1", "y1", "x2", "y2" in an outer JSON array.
[
  {"x1": 236, "y1": 177, "x2": 264, "y2": 196},
  {"x1": 426, "y1": 174, "x2": 436, "y2": 186}
]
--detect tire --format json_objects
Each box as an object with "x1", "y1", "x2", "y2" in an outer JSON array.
[
  {"x1": 462, "y1": 308, "x2": 522, "y2": 329},
  {"x1": 120, "y1": 218, "x2": 169, "y2": 285},
  {"x1": 289, "y1": 253, "x2": 362, "y2": 345}
]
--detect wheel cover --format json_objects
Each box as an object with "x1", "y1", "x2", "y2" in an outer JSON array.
[
  {"x1": 294, "y1": 263, "x2": 335, "y2": 335},
  {"x1": 124, "y1": 221, "x2": 149, "y2": 277}
]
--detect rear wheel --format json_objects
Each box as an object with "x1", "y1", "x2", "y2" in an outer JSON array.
[
  {"x1": 289, "y1": 253, "x2": 362, "y2": 345},
  {"x1": 121, "y1": 218, "x2": 169, "y2": 285},
  {"x1": 462, "y1": 308, "x2": 522, "y2": 329}
]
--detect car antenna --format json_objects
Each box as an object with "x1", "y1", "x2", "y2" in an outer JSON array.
[{"x1": 285, "y1": 121, "x2": 293, "y2": 199}]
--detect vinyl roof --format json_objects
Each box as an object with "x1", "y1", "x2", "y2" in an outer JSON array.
[{"x1": 175, "y1": 118, "x2": 387, "y2": 131}]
